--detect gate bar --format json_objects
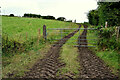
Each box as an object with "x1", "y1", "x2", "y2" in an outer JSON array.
[{"x1": 47, "y1": 28, "x2": 97, "y2": 30}]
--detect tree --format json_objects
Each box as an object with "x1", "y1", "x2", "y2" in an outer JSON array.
[
  {"x1": 41, "y1": 15, "x2": 55, "y2": 19},
  {"x1": 87, "y1": 10, "x2": 99, "y2": 26},
  {"x1": 57, "y1": 17, "x2": 66, "y2": 21},
  {"x1": 9, "y1": 14, "x2": 14, "y2": 17},
  {"x1": 88, "y1": 2, "x2": 120, "y2": 26},
  {"x1": 97, "y1": 2, "x2": 120, "y2": 26}
]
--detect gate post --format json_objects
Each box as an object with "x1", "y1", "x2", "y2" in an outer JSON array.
[{"x1": 43, "y1": 25, "x2": 47, "y2": 40}]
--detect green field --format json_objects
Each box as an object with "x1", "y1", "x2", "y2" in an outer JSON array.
[
  {"x1": 2, "y1": 16, "x2": 78, "y2": 56},
  {"x1": 2, "y1": 16, "x2": 78, "y2": 42}
]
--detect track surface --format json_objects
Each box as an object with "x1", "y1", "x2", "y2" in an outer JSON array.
[
  {"x1": 24, "y1": 26, "x2": 80, "y2": 79},
  {"x1": 77, "y1": 25, "x2": 118, "y2": 80},
  {"x1": 23, "y1": 25, "x2": 118, "y2": 80}
]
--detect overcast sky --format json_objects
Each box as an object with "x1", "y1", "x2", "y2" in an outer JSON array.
[{"x1": 0, "y1": 0, "x2": 98, "y2": 23}]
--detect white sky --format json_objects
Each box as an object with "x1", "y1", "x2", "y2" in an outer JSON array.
[{"x1": 0, "y1": 0, "x2": 98, "y2": 23}]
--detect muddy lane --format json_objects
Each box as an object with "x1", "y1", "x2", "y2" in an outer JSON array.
[
  {"x1": 23, "y1": 25, "x2": 81, "y2": 79},
  {"x1": 77, "y1": 25, "x2": 118, "y2": 80}
]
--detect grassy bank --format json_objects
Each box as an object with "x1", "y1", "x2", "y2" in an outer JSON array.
[{"x1": 2, "y1": 43, "x2": 51, "y2": 78}]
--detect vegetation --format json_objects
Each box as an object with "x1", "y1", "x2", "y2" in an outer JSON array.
[
  {"x1": 66, "y1": 20, "x2": 72, "y2": 22},
  {"x1": 96, "y1": 50, "x2": 119, "y2": 75},
  {"x1": 87, "y1": 10, "x2": 99, "y2": 26},
  {"x1": 98, "y1": 26, "x2": 120, "y2": 50},
  {"x1": 41, "y1": 16, "x2": 55, "y2": 20},
  {"x1": 98, "y1": 2, "x2": 120, "y2": 26},
  {"x1": 57, "y1": 17, "x2": 66, "y2": 21},
  {"x1": 23, "y1": 13, "x2": 41, "y2": 18},
  {"x1": 2, "y1": 43, "x2": 51, "y2": 77},
  {"x1": 9, "y1": 14, "x2": 14, "y2": 17},
  {"x1": 23, "y1": 13, "x2": 55, "y2": 20},
  {"x1": 88, "y1": 2, "x2": 120, "y2": 26}
]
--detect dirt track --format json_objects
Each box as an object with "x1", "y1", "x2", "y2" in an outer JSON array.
[
  {"x1": 77, "y1": 25, "x2": 118, "y2": 80},
  {"x1": 23, "y1": 25, "x2": 81, "y2": 79},
  {"x1": 22, "y1": 24, "x2": 119, "y2": 80}
]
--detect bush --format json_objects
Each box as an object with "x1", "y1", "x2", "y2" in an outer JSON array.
[
  {"x1": 2, "y1": 34, "x2": 45, "y2": 56},
  {"x1": 97, "y1": 26, "x2": 120, "y2": 50}
]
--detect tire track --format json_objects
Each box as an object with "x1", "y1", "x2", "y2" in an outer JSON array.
[
  {"x1": 77, "y1": 25, "x2": 118, "y2": 80},
  {"x1": 23, "y1": 25, "x2": 81, "y2": 79}
]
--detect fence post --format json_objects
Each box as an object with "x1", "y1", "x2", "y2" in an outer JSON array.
[
  {"x1": 38, "y1": 28, "x2": 41, "y2": 43},
  {"x1": 105, "y1": 21, "x2": 107, "y2": 28},
  {"x1": 116, "y1": 26, "x2": 119, "y2": 41},
  {"x1": 60, "y1": 29, "x2": 63, "y2": 40},
  {"x1": 43, "y1": 25, "x2": 47, "y2": 40},
  {"x1": 26, "y1": 32, "x2": 27, "y2": 40}
]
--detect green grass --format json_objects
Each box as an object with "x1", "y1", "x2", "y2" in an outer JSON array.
[
  {"x1": 96, "y1": 50, "x2": 119, "y2": 75},
  {"x1": 57, "y1": 25, "x2": 84, "y2": 78},
  {"x1": 2, "y1": 16, "x2": 78, "y2": 42},
  {"x1": 87, "y1": 25, "x2": 119, "y2": 75}
]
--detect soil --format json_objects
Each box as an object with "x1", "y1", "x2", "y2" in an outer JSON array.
[{"x1": 77, "y1": 25, "x2": 119, "y2": 80}]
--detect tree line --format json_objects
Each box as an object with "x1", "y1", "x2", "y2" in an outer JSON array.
[
  {"x1": 87, "y1": 2, "x2": 120, "y2": 27},
  {"x1": 8, "y1": 13, "x2": 73, "y2": 22}
]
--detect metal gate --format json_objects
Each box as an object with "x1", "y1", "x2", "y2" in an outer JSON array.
[{"x1": 44, "y1": 26, "x2": 98, "y2": 47}]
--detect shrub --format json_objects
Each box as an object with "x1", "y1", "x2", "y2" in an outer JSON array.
[{"x1": 97, "y1": 26, "x2": 120, "y2": 50}]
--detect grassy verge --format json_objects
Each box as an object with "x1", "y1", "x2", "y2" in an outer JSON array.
[
  {"x1": 2, "y1": 43, "x2": 51, "y2": 78},
  {"x1": 96, "y1": 50, "x2": 119, "y2": 75},
  {"x1": 57, "y1": 25, "x2": 84, "y2": 78},
  {"x1": 87, "y1": 25, "x2": 119, "y2": 75}
]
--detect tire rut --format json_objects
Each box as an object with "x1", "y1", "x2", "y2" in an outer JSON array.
[
  {"x1": 23, "y1": 25, "x2": 81, "y2": 79},
  {"x1": 77, "y1": 25, "x2": 118, "y2": 80}
]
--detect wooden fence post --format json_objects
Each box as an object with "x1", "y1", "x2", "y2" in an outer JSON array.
[
  {"x1": 105, "y1": 22, "x2": 107, "y2": 28},
  {"x1": 26, "y1": 32, "x2": 27, "y2": 40},
  {"x1": 37, "y1": 28, "x2": 41, "y2": 44},
  {"x1": 43, "y1": 25, "x2": 47, "y2": 40},
  {"x1": 116, "y1": 26, "x2": 119, "y2": 41}
]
